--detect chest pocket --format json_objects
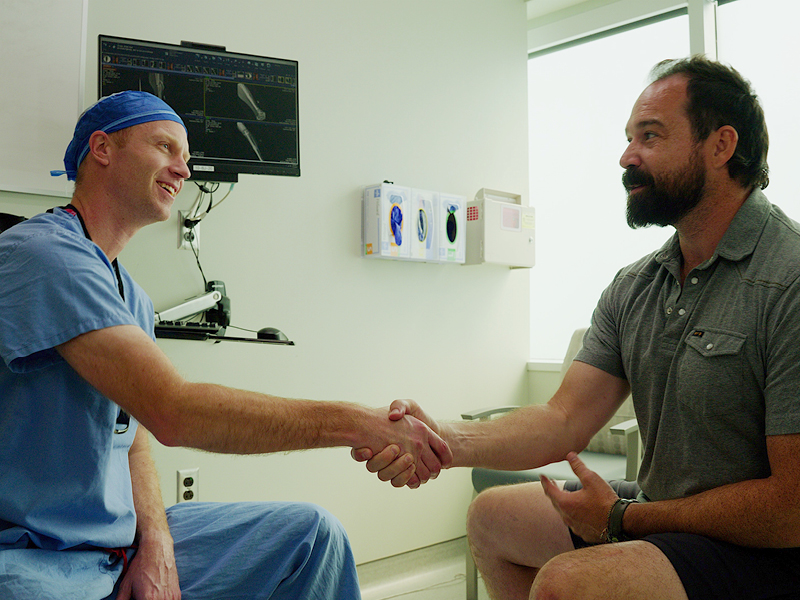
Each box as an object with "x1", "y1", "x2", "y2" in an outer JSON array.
[{"x1": 678, "y1": 328, "x2": 747, "y2": 416}]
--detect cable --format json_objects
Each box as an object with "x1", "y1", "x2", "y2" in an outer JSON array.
[
  {"x1": 208, "y1": 183, "x2": 234, "y2": 212},
  {"x1": 226, "y1": 324, "x2": 260, "y2": 335},
  {"x1": 188, "y1": 181, "x2": 234, "y2": 224},
  {"x1": 180, "y1": 180, "x2": 235, "y2": 296},
  {"x1": 188, "y1": 232, "x2": 207, "y2": 289}
]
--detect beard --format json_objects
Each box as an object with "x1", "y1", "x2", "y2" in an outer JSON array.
[{"x1": 623, "y1": 151, "x2": 706, "y2": 229}]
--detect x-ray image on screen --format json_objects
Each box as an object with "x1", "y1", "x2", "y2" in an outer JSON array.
[
  {"x1": 237, "y1": 84, "x2": 266, "y2": 121},
  {"x1": 99, "y1": 35, "x2": 300, "y2": 181}
]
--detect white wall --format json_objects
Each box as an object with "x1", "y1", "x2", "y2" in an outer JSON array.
[{"x1": 0, "y1": 0, "x2": 530, "y2": 564}]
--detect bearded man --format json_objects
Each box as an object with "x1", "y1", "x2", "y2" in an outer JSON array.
[{"x1": 358, "y1": 56, "x2": 800, "y2": 600}]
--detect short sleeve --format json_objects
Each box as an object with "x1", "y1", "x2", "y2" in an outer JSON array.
[
  {"x1": 0, "y1": 225, "x2": 140, "y2": 372},
  {"x1": 763, "y1": 276, "x2": 800, "y2": 435},
  {"x1": 575, "y1": 270, "x2": 628, "y2": 381}
]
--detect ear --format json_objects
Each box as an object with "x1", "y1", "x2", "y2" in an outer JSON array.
[
  {"x1": 85, "y1": 131, "x2": 113, "y2": 168},
  {"x1": 708, "y1": 125, "x2": 739, "y2": 170}
]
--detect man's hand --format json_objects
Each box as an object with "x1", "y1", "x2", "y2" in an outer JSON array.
[
  {"x1": 352, "y1": 399, "x2": 450, "y2": 488},
  {"x1": 539, "y1": 452, "x2": 619, "y2": 544},
  {"x1": 115, "y1": 533, "x2": 181, "y2": 600}
]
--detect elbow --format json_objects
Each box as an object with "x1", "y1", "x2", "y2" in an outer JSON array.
[
  {"x1": 132, "y1": 384, "x2": 194, "y2": 448},
  {"x1": 139, "y1": 413, "x2": 184, "y2": 448},
  {"x1": 150, "y1": 426, "x2": 183, "y2": 448}
]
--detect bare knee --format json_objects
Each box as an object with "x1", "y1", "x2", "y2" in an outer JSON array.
[
  {"x1": 529, "y1": 553, "x2": 579, "y2": 600},
  {"x1": 468, "y1": 482, "x2": 574, "y2": 566},
  {"x1": 530, "y1": 542, "x2": 689, "y2": 600},
  {"x1": 466, "y1": 487, "x2": 504, "y2": 556}
]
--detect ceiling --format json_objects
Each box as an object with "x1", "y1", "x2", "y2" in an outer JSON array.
[{"x1": 526, "y1": 0, "x2": 593, "y2": 20}]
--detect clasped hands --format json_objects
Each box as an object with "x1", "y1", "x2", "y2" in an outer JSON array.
[
  {"x1": 353, "y1": 402, "x2": 621, "y2": 543},
  {"x1": 353, "y1": 399, "x2": 451, "y2": 489}
]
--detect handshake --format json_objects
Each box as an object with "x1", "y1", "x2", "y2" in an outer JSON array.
[{"x1": 351, "y1": 399, "x2": 454, "y2": 489}]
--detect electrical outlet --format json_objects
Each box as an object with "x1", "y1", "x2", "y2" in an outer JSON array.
[
  {"x1": 178, "y1": 210, "x2": 199, "y2": 251},
  {"x1": 177, "y1": 468, "x2": 199, "y2": 503}
]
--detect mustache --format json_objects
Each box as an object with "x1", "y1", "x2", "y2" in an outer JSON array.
[{"x1": 622, "y1": 167, "x2": 655, "y2": 190}]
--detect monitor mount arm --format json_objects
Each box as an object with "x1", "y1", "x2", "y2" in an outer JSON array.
[{"x1": 155, "y1": 280, "x2": 231, "y2": 332}]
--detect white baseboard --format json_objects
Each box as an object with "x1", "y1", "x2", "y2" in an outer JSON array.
[{"x1": 357, "y1": 537, "x2": 469, "y2": 600}]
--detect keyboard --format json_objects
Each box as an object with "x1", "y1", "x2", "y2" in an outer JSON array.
[{"x1": 154, "y1": 320, "x2": 223, "y2": 340}]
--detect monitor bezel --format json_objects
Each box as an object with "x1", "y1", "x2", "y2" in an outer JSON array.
[{"x1": 98, "y1": 34, "x2": 300, "y2": 182}]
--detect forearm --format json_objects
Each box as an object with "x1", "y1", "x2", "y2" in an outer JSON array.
[
  {"x1": 442, "y1": 361, "x2": 630, "y2": 470},
  {"x1": 442, "y1": 403, "x2": 578, "y2": 470},
  {"x1": 125, "y1": 427, "x2": 181, "y2": 599},
  {"x1": 156, "y1": 384, "x2": 387, "y2": 455},
  {"x1": 129, "y1": 427, "x2": 173, "y2": 546},
  {"x1": 58, "y1": 325, "x2": 430, "y2": 458},
  {"x1": 624, "y1": 477, "x2": 800, "y2": 548}
]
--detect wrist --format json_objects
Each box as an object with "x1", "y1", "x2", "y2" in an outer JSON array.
[
  {"x1": 602, "y1": 498, "x2": 636, "y2": 543},
  {"x1": 136, "y1": 524, "x2": 173, "y2": 547},
  {"x1": 441, "y1": 422, "x2": 472, "y2": 467},
  {"x1": 327, "y1": 402, "x2": 377, "y2": 449}
]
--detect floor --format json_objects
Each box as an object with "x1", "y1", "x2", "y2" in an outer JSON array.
[{"x1": 358, "y1": 537, "x2": 490, "y2": 600}]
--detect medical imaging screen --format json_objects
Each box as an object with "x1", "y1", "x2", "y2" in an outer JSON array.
[{"x1": 99, "y1": 36, "x2": 299, "y2": 177}]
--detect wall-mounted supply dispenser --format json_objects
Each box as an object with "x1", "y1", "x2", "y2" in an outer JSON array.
[{"x1": 465, "y1": 188, "x2": 535, "y2": 268}]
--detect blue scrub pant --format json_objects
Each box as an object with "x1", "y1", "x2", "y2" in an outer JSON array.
[{"x1": 0, "y1": 501, "x2": 361, "y2": 600}]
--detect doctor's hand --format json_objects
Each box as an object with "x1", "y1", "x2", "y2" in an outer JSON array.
[
  {"x1": 116, "y1": 531, "x2": 181, "y2": 600},
  {"x1": 539, "y1": 452, "x2": 619, "y2": 544},
  {"x1": 352, "y1": 400, "x2": 451, "y2": 488}
]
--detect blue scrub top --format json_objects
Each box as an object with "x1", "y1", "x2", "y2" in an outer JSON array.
[{"x1": 0, "y1": 208, "x2": 155, "y2": 550}]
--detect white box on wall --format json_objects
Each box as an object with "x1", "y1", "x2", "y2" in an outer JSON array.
[
  {"x1": 437, "y1": 193, "x2": 466, "y2": 264},
  {"x1": 362, "y1": 183, "x2": 411, "y2": 259},
  {"x1": 465, "y1": 188, "x2": 535, "y2": 268},
  {"x1": 362, "y1": 184, "x2": 465, "y2": 264}
]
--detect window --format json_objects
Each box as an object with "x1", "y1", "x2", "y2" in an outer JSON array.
[
  {"x1": 717, "y1": 0, "x2": 800, "y2": 220},
  {"x1": 528, "y1": 15, "x2": 689, "y2": 360}
]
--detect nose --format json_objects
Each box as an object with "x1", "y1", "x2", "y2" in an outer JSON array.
[
  {"x1": 619, "y1": 140, "x2": 640, "y2": 170},
  {"x1": 172, "y1": 155, "x2": 191, "y2": 180}
]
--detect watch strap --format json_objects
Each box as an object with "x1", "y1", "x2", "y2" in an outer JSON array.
[{"x1": 606, "y1": 498, "x2": 635, "y2": 543}]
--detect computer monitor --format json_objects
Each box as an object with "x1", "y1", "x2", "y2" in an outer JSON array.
[{"x1": 99, "y1": 35, "x2": 300, "y2": 182}]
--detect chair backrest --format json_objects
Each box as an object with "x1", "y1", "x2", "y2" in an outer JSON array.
[
  {"x1": 558, "y1": 327, "x2": 588, "y2": 382},
  {"x1": 559, "y1": 326, "x2": 636, "y2": 456},
  {"x1": 0, "y1": 213, "x2": 26, "y2": 234}
]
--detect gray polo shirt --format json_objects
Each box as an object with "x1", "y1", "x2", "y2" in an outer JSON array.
[{"x1": 577, "y1": 189, "x2": 800, "y2": 501}]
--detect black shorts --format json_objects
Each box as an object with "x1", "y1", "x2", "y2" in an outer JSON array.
[{"x1": 563, "y1": 480, "x2": 800, "y2": 600}]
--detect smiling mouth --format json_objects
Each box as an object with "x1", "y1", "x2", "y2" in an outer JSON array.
[
  {"x1": 158, "y1": 182, "x2": 178, "y2": 197},
  {"x1": 622, "y1": 168, "x2": 653, "y2": 195}
]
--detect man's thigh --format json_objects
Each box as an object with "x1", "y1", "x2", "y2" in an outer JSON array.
[
  {"x1": 563, "y1": 480, "x2": 800, "y2": 600},
  {"x1": 467, "y1": 480, "x2": 575, "y2": 569},
  {"x1": 533, "y1": 540, "x2": 688, "y2": 600},
  {"x1": 546, "y1": 530, "x2": 800, "y2": 600},
  {"x1": 468, "y1": 481, "x2": 689, "y2": 599},
  {"x1": 165, "y1": 501, "x2": 360, "y2": 600}
]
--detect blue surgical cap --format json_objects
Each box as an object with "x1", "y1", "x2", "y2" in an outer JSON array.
[{"x1": 51, "y1": 91, "x2": 187, "y2": 181}]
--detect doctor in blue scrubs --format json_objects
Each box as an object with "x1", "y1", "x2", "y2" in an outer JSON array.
[{"x1": 0, "y1": 91, "x2": 451, "y2": 600}]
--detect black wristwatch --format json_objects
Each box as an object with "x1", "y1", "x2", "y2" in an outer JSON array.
[{"x1": 606, "y1": 498, "x2": 636, "y2": 543}]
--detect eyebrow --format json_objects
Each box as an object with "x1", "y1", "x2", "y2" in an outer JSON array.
[
  {"x1": 625, "y1": 118, "x2": 666, "y2": 137},
  {"x1": 636, "y1": 119, "x2": 665, "y2": 129}
]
